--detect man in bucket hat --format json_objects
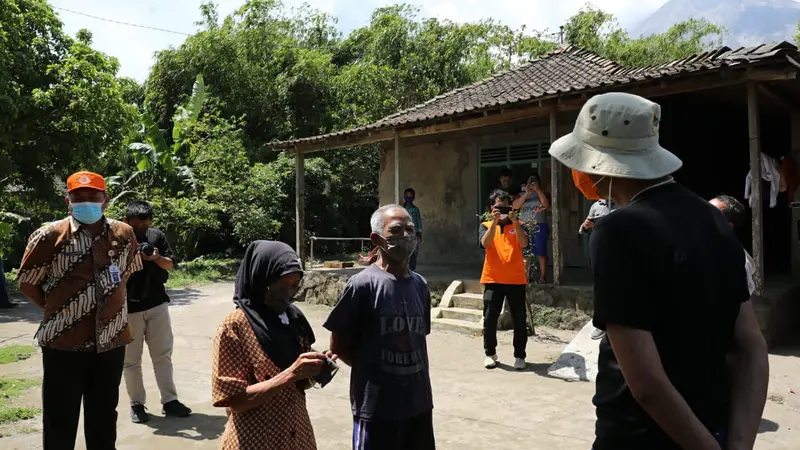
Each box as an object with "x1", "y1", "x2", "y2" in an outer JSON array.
[
  {"x1": 549, "y1": 93, "x2": 768, "y2": 450},
  {"x1": 17, "y1": 171, "x2": 142, "y2": 449}
]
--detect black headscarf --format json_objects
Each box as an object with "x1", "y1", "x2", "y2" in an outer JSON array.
[{"x1": 233, "y1": 240, "x2": 315, "y2": 371}]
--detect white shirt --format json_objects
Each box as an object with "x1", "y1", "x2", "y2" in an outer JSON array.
[
  {"x1": 744, "y1": 153, "x2": 781, "y2": 208},
  {"x1": 578, "y1": 200, "x2": 615, "y2": 235},
  {"x1": 744, "y1": 250, "x2": 756, "y2": 296}
]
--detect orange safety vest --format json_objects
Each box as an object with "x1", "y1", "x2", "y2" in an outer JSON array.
[{"x1": 479, "y1": 221, "x2": 527, "y2": 285}]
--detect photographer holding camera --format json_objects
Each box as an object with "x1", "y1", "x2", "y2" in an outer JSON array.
[
  {"x1": 123, "y1": 200, "x2": 191, "y2": 423},
  {"x1": 480, "y1": 190, "x2": 530, "y2": 371}
]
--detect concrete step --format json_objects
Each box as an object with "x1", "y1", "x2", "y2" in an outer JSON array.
[
  {"x1": 461, "y1": 279, "x2": 483, "y2": 295},
  {"x1": 441, "y1": 307, "x2": 483, "y2": 323},
  {"x1": 451, "y1": 293, "x2": 483, "y2": 310},
  {"x1": 431, "y1": 318, "x2": 483, "y2": 336}
]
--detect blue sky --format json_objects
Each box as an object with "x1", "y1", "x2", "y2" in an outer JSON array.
[{"x1": 50, "y1": 0, "x2": 670, "y2": 81}]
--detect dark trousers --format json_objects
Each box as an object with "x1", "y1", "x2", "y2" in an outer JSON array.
[
  {"x1": 0, "y1": 260, "x2": 10, "y2": 305},
  {"x1": 353, "y1": 411, "x2": 435, "y2": 450},
  {"x1": 42, "y1": 346, "x2": 125, "y2": 450},
  {"x1": 409, "y1": 249, "x2": 419, "y2": 271},
  {"x1": 483, "y1": 284, "x2": 527, "y2": 359}
]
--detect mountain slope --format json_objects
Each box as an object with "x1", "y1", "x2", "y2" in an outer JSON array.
[{"x1": 631, "y1": 0, "x2": 800, "y2": 47}]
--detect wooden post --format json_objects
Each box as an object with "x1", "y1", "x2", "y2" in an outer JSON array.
[
  {"x1": 747, "y1": 81, "x2": 764, "y2": 296},
  {"x1": 550, "y1": 108, "x2": 562, "y2": 285},
  {"x1": 394, "y1": 134, "x2": 401, "y2": 204},
  {"x1": 295, "y1": 150, "x2": 306, "y2": 268},
  {"x1": 791, "y1": 113, "x2": 800, "y2": 281}
]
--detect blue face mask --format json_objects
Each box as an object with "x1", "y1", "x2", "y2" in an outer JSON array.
[
  {"x1": 404, "y1": 196, "x2": 415, "y2": 204},
  {"x1": 71, "y1": 202, "x2": 104, "y2": 224}
]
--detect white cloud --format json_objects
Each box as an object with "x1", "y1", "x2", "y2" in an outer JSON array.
[{"x1": 50, "y1": 0, "x2": 669, "y2": 81}]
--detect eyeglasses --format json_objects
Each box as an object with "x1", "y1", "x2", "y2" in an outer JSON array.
[{"x1": 135, "y1": 214, "x2": 152, "y2": 221}]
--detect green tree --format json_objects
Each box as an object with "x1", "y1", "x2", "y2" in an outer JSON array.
[
  {"x1": 1, "y1": 1, "x2": 737, "y2": 266},
  {"x1": 0, "y1": 0, "x2": 137, "y2": 196},
  {"x1": 144, "y1": 0, "x2": 342, "y2": 158},
  {"x1": 795, "y1": 19, "x2": 800, "y2": 46},
  {"x1": 564, "y1": 4, "x2": 725, "y2": 67},
  {"x1": 0, "y1": 0, "x2": 138, "y2": 265}
]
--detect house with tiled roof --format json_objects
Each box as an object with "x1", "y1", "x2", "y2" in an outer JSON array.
[{"x1": 274, "y1": 42, "x2": 800, "y2": 344}]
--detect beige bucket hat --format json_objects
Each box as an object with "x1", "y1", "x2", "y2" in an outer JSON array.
[{"x1": 548, "y1": 92, "x2": 682, "y2": 180}]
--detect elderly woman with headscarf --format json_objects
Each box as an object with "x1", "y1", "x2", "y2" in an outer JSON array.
[{"x1": 211, "y1": 240, "x2": 334, "y2": 450}]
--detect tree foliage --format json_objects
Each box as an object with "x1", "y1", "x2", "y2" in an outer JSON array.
[
  {"x1": 1, "y1": 0, "x2": 727, "y2": 263},
  {"x1": 564, "y1": 4, "x2": 724, "y2": 67},
  {"x1": 0, "y1": 1, "x2": 137, "y2": 195}
]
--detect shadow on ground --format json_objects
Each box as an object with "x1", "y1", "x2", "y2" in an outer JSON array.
[
  {"x1": 759, "y1": 417, "x2": 780, "y2": 433},
  {"x1": 143, "y1": 412, "x2": 227, "y2": 441},
  {"x1": 0, "y1": 296, "x2": 41, "y2": 324},
  {"x1": 167, "y1": 288, "x2": 207, "y2": 307},
  {"x1": 0, "y1": 288, "x2": 207, "y2": 323},
  {"x1": 496, "y1": 362, "x2": 552, "y2": 374},
  {"x1": 532, "y1": 331, "x2": 570, "y2": 345}
]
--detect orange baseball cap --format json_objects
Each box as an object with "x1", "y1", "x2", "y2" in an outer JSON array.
[{"x1": 66, "y1": 171, "x2": 106, "y2": 193}]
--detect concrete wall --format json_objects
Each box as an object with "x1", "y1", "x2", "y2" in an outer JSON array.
[{"x1": 378, "y1": 119, "x2": 579, "y2": 266}]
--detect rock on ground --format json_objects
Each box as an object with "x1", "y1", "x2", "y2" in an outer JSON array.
[{"x1": 547, "y1": 320, "x2": 600, "y2": 382}]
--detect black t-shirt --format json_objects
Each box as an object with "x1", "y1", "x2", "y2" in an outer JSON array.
[
  {"x1": 589, "y1": 183, "x2": 750, "y2": 450},
  {"x1": 323, "y1": 265, "x2": 433, "y2": 420},
  {"x1": 126, "y1": 228, "x2": 176, "y2": 313}
]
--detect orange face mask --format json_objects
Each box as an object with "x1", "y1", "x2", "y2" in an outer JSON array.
[{"x1": 572, "y1": 169, "x2": 602, "y2": 200}]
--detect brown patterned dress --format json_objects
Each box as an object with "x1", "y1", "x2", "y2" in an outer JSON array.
[{"x1": 212, "y1": 309, "x2": 316, "y2": 450}]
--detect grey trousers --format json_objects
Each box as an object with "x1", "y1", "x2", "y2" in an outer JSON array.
[{"x1": 123, "y1": 303, "x2": 178, "y2": 406}]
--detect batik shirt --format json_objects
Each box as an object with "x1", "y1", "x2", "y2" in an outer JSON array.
[{"x1": 17, "y1": 216, "x2": 142, "y2": 352}]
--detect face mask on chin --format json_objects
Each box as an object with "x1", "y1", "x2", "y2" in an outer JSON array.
[
  {"x1": 71, "y1": 202, "x2": 104, "y2": 225},
  {"x1": 380, "y1": 234, "x2": 418, "y2": 263},
  {"x1": 571, "y1": 170, "x2": 613, "y2": 202}
]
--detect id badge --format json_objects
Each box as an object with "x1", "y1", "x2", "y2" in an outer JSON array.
[{"x1": 109, "y1": 264, "x2": 122, "y2": 284}]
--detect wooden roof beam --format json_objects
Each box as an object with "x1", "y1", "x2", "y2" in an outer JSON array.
[
  {"x1": 747, "y1": 68, "x2": 796, "y2": 82},
  {"x1": 757, "y1": 83, "x2": 800, "y2": 112}
]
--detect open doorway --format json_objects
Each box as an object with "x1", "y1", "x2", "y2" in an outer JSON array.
[
  {"x1": 476, "y1": 141, "x2": 552, "y2": 256},
  {"x1": 477, "y1": 141, "x2": 551, "y2": 213}
]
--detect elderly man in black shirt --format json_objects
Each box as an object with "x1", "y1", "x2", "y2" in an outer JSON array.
[
  {"x1": 123, "y1": 200, "x2": 191, "y2": 423},
  {"x1": 549, "y1": 92, "x2": 768, "y2": 450}
]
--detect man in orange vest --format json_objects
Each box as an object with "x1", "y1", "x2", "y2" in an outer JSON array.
[{"x1": 479, "y1": 189, "x2": 529, "y2": 370}]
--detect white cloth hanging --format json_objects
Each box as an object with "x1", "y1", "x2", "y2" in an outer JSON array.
[
  {"x1": 744, "y1": 250, "x2": 756, "y2": 296},
  {"x1": 744, "y1": 153, "x2": 781, "y2": 208}
]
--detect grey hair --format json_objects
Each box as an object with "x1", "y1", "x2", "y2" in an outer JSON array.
[{"x1": 370, "y1": 204, "x2": 407, "y2": 234}]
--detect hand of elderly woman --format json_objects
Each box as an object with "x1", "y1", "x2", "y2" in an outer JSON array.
[{"x1": 286, "y1": 352, "x2": 328, "y2": 381}]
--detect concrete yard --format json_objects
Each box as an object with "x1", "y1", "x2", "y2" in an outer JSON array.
[{"x1": 0, "y1": 283, "x2": 798, "y2": 449}]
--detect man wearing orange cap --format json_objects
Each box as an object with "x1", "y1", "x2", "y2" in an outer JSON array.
[{"x1": 17, "y1": 171, "x2": 142, "y2": 450}]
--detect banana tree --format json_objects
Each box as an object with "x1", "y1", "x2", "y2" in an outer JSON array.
[{"x1": 127, "y1": 74, "x2": 207, "y2": 192}]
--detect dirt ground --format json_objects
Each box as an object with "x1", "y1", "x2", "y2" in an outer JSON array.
[{"x1": 0, "y1": 283, "x2": 798, "y2": 449}]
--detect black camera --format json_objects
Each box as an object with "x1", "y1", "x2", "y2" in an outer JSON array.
[
  {"x1": 312, "y1": 357, "x2": 339, "y2": 388},
  {"x1": 140, "y1": 243, "x2": 155, "y2": 256}
]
